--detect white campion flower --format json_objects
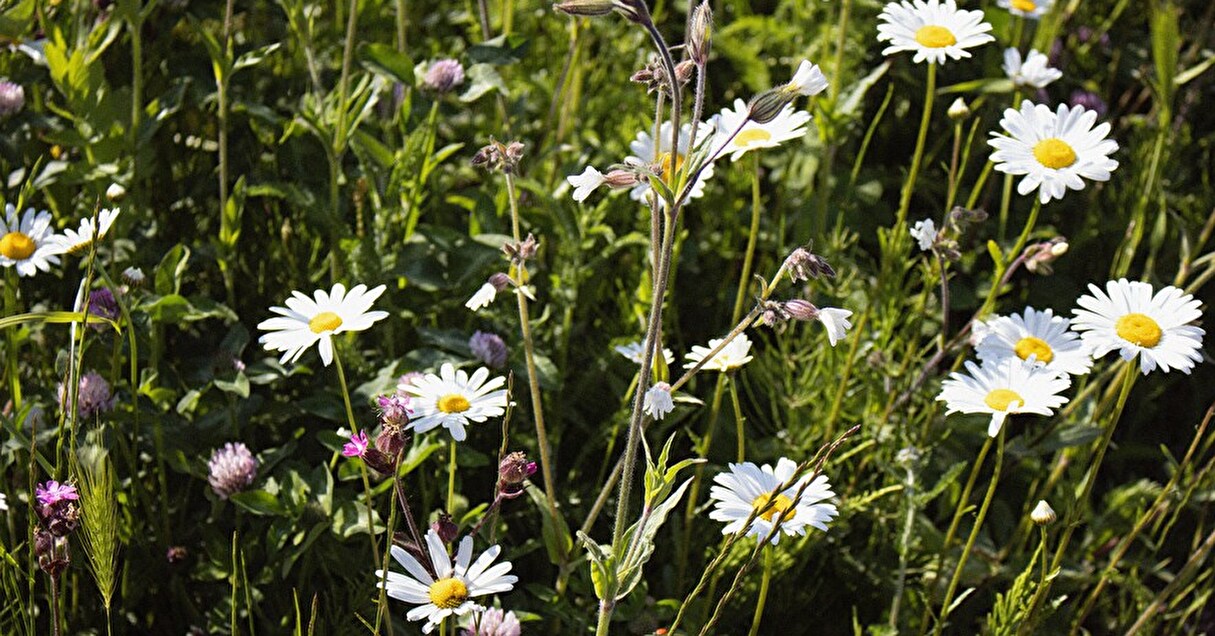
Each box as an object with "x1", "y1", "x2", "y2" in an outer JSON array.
[
  {"x1": 785, "y1": 60, "x2": 829, "y2": 97},
  {"x1": 642, "y1": 382, "x2": 675, "y2": 420},
  {"x1": 566, "y1": 166, "x2": 606, "y2": 202},
  {"x1": 910, "y1": 218, "x2": 936, "y2": 251}
]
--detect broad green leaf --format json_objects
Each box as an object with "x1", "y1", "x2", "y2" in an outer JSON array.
[{"x1": 358, "y1": 43, "x2": 414, "y2": 85}]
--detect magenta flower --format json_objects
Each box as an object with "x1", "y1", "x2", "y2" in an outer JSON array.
[
  {"x1": 36, "y1": 481, "x2": 79, "y2": 506},
  {"x1": 342, "y1": 430, "x2": 370, "y2": 458},
  {"x1": 376, "y1": 394, "x2": 413, "y2": 426}
]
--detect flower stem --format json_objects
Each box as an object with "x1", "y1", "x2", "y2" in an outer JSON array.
[
  {"x1": 332, "y1": 348, "x2": 382, "y2": 575},
  {"x1": 728, "y1": 374, "x2": 746, "y2": 462},
  {"x1": 447, "y1": 438, "x2": 457, "y2": 513},
  {"x1": 896, "y1": 62, "x2": 937, "y2": 228},
  {"x1": 747, "y1": 547, "x2": 774, "y2": 636},
  {"x1": 677, "y1": 372, "x2": 728, "y2": 588},
  {"x1": 934, "y1": 428, "x2": 1006, "y2": 636}
]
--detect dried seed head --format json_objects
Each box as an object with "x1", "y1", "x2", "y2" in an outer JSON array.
[
  {"x1": 759, "y1": 299, "x2": 789, "y2": 327},
  {"x1": 472, "y1": 140, "x2": 525, "y2": 173},
  {"x1": 503, "y1": 233, "x2": 539, "y2": 264},
  {"x1": 783, "y1": 246, "x2": 835, "y2": 282},
  {"x1": 688, "y1": 2, "x2": 713, "y2": 66},
  {"x1": 1031, "y1": 500, "x2": 1056, "y2": 526}
]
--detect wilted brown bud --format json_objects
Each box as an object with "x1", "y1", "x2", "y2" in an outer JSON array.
[
  {"x1": 674, "y1": 60, "x2": 696, "y2": 86},
  {"x1": 758, "y1": 300, "x2": 788, "y2": 327},
  {"x1": 688, "y1": 2, "x2": 712, "y2": 66},
  {"x1": 166, "y1": 546, "x2": 189, "y2": 564},
  {"x1": 472, "y1": 140, "x2": 524, "y2": 173},
  {"x1": 431, "y1": 513, "x2": 460, "y2": 544},
  {"x1": 503, "y1": 234, "x2": 539, "y2": 264},
  {"x1": 362, "y1": 448, "x2": 397, "y2": 475}
]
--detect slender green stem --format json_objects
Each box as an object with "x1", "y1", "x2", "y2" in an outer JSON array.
[
  {"x1": 747, "y1": 547, "x2": 774, "y2": 636},
  {"x1": 728, "y1": 374, "x2": 745, "y2": 462},
  {"x1": 677, "y1": 372, "x2": 728, "y2": 588},
  {"x1": 394, "y1": 0, "x2": 408, "y2": 50},
  {"x1": 216, "y1": 0, "x2": 236, "y2": 307},
  {"x1": 595, "y1": 600, "x2": 613, "y2": 636},
  {"x1": 333, "y1": 348, "x2": 382, "y2": 571},
  {"x1": 934, "y1": 428, "x2": 1006, "y2": 635},
  {"x1": 731, "y1": 153, "x2": 763, "y2": 325},
  {"x1": 895, "y1": 63, "x2": 937, "y2": 228},
  {"x1": 829, "y1": 0, "x2": 853, "y2": 103},
  {"x1": 4, "y1": 270, "x2": 22, "y2": 408},
  {"x1": 446, "y1": 438, "x2": 457, "y2": 513}
]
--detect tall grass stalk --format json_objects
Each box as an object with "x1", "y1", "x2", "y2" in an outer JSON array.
[{"x1": 78, "y1": 448, "x2": 120, "y2": 636}]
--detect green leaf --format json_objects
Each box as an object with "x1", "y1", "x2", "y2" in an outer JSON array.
[
  {"x1": 459, "y1": 64, "x2": 504, "y2": 102},
  {"x1": 358, "y1": 43, "x2": 414, "y2": 85},
  {"x1": 215, "y1": 372, "x2": 250, "y2": 398},
  {"x1": 527, "y1": 485, "x2": 572, "y2": 567},
  {"x1": 0, "y1": 311, "x2": 117, "y2": 332},
  {"x1": 155, "y1": 244, "x2": 190, "y2": 295},
  {"x1": 230, "y1": 489, "x2": 288, "y2": 516},
  {"x1": 466, "y1": 34, "x2": 529, "y2": 66}
]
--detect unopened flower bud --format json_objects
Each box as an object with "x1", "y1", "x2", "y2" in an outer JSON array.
[
  {"x1": 673, "y1": 60, "x2": 696, "y2": 87},
  {"x1": 947, "y1": 97, "x2": 970, "y2": 121},
  {"x1": 375, "y1": 425, "x2": 408, "y2": 458},
  {"x1": 782, "y1": 299, "x2": 820, "y2": 322},
  {"x1": 1025, "y1": 237, "x2": 1069, "y2": 275},
  {"x1": 688, "y1": 2, "x2": 712, "y2": 66},
  {"x1": 122, "y1": 266, "x2": 146, "y2": 287},
  {"x1": 1031, "y1": 500, "x2": 1056, "y2": 526},
  {"x1": 362, "y1": 448, "x2": 397, "y2": 475},
  {"x1": 552, "y1": 0, "x2": 616, "y2": 17},
  {"x1": 431, "y1": 513, "x2": 460, "y2": 544},
  {"x1": 747, "y1": 88, "x2": 796, "y2": 125},
  {"x1": 105, "y1": 183, "x2": 127, "y2": 202},
  {"x1": 488, "y1": 272, "x2": 512, "y2": 292},
  {"x1": 758, "y1": 300, "x2": 788, "y2": 327},
  {"x1": 502, "y1": 233, "x2": 539, "y2": 263},
  {"x1": 499, "y1": 451, "x2": 537, "y2": 486}
]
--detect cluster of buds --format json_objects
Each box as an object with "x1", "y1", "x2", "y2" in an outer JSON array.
[
  {"x1": 552, "y1": 0, "x2": 649, "y2": 24},
  {"x1": 916, "y1": 207, "x2": 988, "y2": 260},
  {"x1": 344, "y1": 390, "x2": 416, "y2": 474},
  {"x1": 471, "y1": 140, "x2": 525, "y2": 174},
  {"x1": 496, "y1": 452, "x2": 537, "y2": 500},
  {"x1": 783, "y1": 245, "x2": 835, "y2": 283},
  {"x1": 1024, "y1": 237, "x2": 1069, "y2": 276},
  {"x1": 630, "y1": 58, "x2": 695, "y2": 96},
  {"x1": 34, "y1": 481, "x2": 80, "y2": 577},
  {"x1": 502, "y1": 233, "x2": 538, "y2": 266}
]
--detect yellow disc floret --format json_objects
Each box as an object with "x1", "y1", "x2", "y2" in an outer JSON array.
[
  {"x1": 1011, "y1": 0, "x2": 1037, "y2": 12},
  {"x1": 752, "y1": 492, "x2": 795, "y2": 522},
  {"x1": 437, "y1": 394, "x2": 472, "y2": 414},
  {"x1": 1115, "y1": 313, "x2": 1162, "y2": 348},
  {"x1": 1013, "y1": 336, "x2": 1054, "y2": 364},
  {"x1": 984, "y1": 388, "x2": 1024, "y2": 412},
  {"x1": 915, "y1": 25, "x2": 957, "y2": 48},
  {"x1": 427, "y1": 578, "x2": 469, "y2": 610},
  {"x1": 658, "y1": 151, "x2": 685, "y2": 176},
  {"x1": 308, "y1": 311, "x2": 343, "y2": 334},
  {"x1": 0, "y1": 232, "x2": 36, "y2": 260},
  {"x1": 734, "y1": 129, "x2": 773, "y2": 148},
  {"x1": 1032, "y1": 138, "x2": 1077, "y2": 170}
]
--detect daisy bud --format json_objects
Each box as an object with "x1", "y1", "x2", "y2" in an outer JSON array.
[
  {"x1": 431, "y1": 513, "x2": 460, "y2": 544},
  {"x1": 122, "y1": 266, "x2": 145, "y2": 287},
  {"x1": 422, "y1": 59, "x2": 465, "y2": 94},
  {"x1": 643, "y1": 382, "x2": 675, "y2": 420},
  {"x1": 469, "y1": 330, "x2": 509, "y2": 369},
  {"x1": 783, "y1": 245, "x2": 835, "y2": 282},
  {"x1": 1031, "y1": 500, "x2": 1056, "y2": 526},
  {"x1": 688, "y1": 2, "x2": 712, "y2": 66},
  {"x1": 947, "y1": 97, "x2": 970, "y2": 121},
  {"x1": 0, "y1": 81, "x2": 24, "y2": 117},
  {"x1": 207, "y1": 442, "x2": 258, "y2": 500},
  {"x1": 105, "y1": 183, "x2": 127, "y2": 202}
]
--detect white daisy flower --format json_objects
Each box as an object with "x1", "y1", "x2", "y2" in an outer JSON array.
[
  {"x1": 377, "y1": 529, "x2": 517, "y2": 635},
  {"x1": 937, "y1": 358, "x2": 1071, "y2": 437},
  {"x1": 53, "y1": 208, "x2": 121, "y2": 255},
  {"x1": 1071, "y1": 279, "x2": 1204, "y2": 375},
  {"x1": 784, "y1": 60, "x2": 829, "y2": 97},
  {"x1": 976, "y1": 307, "x2": 1093, "y2": 377},
  {"x1": 1003, "y1": 48, "x2": 1062, "y2": 89},
  {"x1": 709, "y1": 458, "x2": 838, "y2": 545},
  {"x1": 643, "y1": 382, "x2": 675, "y2": 420},
  {"x1": 712, "y1": 99, "x2": 811, "y2": 162},
  {"x1": 997, "y1": 0, "x2": 1053, "y2": 20},
  {"x1": 627, "y1": 121, "x2": 715, "y2": 206},
  {"x1": 566, "y1": 166, "x2": 606, "y2": 202},
  {"x1": 910, "y1": 218, "x2": 937, "y2": 251},
  {"x1": 614, "y1": 341, "x2": 675, "y2": 366},
  {"x1": 403, "y1": 363, "x2": 508, "y2": 441},
  {"x1": 817, "y1": 307, "x2": 854, "y2": 347},
  {"x1": 256, "y1": 283, "x2": 389, "y2": 366},
  {"x1": 0, "y1": 205, "x2": 65, "y2": 277},
  {"x1": 877, "y1": 0, "x2": 995, "y2": 65},
  {"x1": 683, "y1": 333, "x2": 754, "y2": 372},
  {"x1": 988, "y1": 100, "x2": 1119, "y2": 204}
]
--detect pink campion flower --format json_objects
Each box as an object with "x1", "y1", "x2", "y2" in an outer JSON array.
[
  {"x1": 342, "y1": 430, "x2": 370, "y2": 458},
  {"x1": 36, "y1": 481, "x2": 79, "y2": 506},
  {"x1": 376, "y1": 394, "x2": 412, "y2": 426}
]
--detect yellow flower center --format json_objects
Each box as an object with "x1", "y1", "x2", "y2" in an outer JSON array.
[
  {"x1": 915, "y1": 25, "x2": 957, "y2": 48},
  {"x1": 1032, "y1": 138, "x2": 1077, "y2": 169},
  {"x1": 0, "y1": 232, "x2": 36, "y2": 260},
  {"x1": 984, "y1": 389, "x2": 1024, "y2": 412},
  {"x1": 1013, "y1": 336, "x2": 1054, "y2": 364},
  {"x1": 1115, "y1": 313, "x2": 1162, "y2": 348},
  {"x1": 734, "y1": 128, "x2": 773, "y2": 148},
  {"x1": 308, "y1": 311, "x2": 343, "y2": 334},
  {"x1": 437, "y1": 394, "x2": 471, "y2": 414},
  {"x1": 752, "y1": 492, "x2": 795, "y2": 522},
  {"x1": 658, "y1": 151, "x2": 685, "y2": 176},
  {"x1": 427, "y1": 578, "x2": 469, "y2": 609},
  {"x1": 1011, "y1": 0, "x2": 1037, "y2": 11}
]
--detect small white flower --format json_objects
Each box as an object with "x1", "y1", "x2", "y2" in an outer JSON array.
[
  {"x1": 988, "y1": 100, "x2": 1119, "y2": 204},
  {"x1": 0, "y1": 205, "x2": 65, "y2": 277},
  {"x1": 1071, "y1": 279, "x2": 1204, "y2": 375},
  {"x1": 614, "y1": 341, "x2": 675, "y2": 366},
  {"x1": 257, "y1": 283, "x2": 389, "y2": 366},
  {"x1": 1003, "y1": 48, "x2": 1062, "y2": 89},
  {"x1": 643, "y1": 383, "x2": 675, "y2": 420},
  {"x1": 712, "y1": 99, "x2": 811, "y2": 162},
  {"x1": 566, "y1": 166, "x2": 606, "y2": 202},
  {"x1": 105, "y1": 183, "x2": 127, "y2": 202},
  {"x1": 937, "y1": 358, "x2": 1071, "y2": 437},
  {"x1": 877, "y1": 0, "x2": 995, "y2": 65},
  {"x1": 403, "y1": 363, "x2": 508, "y2": 441},
  {"x1": 976, "y1": 307, "x2": 1093, "y2": 377},
  {"x1": 53, "y1": 208, "x2": 121, "y2": 255},
  {"x1": 817, "y1": 308, "x2": 854, "y2": 347},
  {"x1": 627, "y1": 121, "x2": 715, "y2": 206},
  {"x1": 683, "y1": 333, "x2": 754, "y2": 372},
  {"x1": 377, "y1": 529, "x2": 517, "y2": 635},
  {"x1": 785, "y1": 60, "x2": 829, "y2": 97},
  {"x1": 0, "y1": 492, "x2": 7, "y2": 512},
  {"x1": 466, "y1": 283, "x2": 498, "y2": 311},
  {"x1": 910, "y1": 218, "x2": 937, "y2": 251},
  {"x1": 997, "y1": 0, "x2": 1053, "y2": 20},
  {"x1": 709, "y1": 458, "x2": 838, "y2": 545}
]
